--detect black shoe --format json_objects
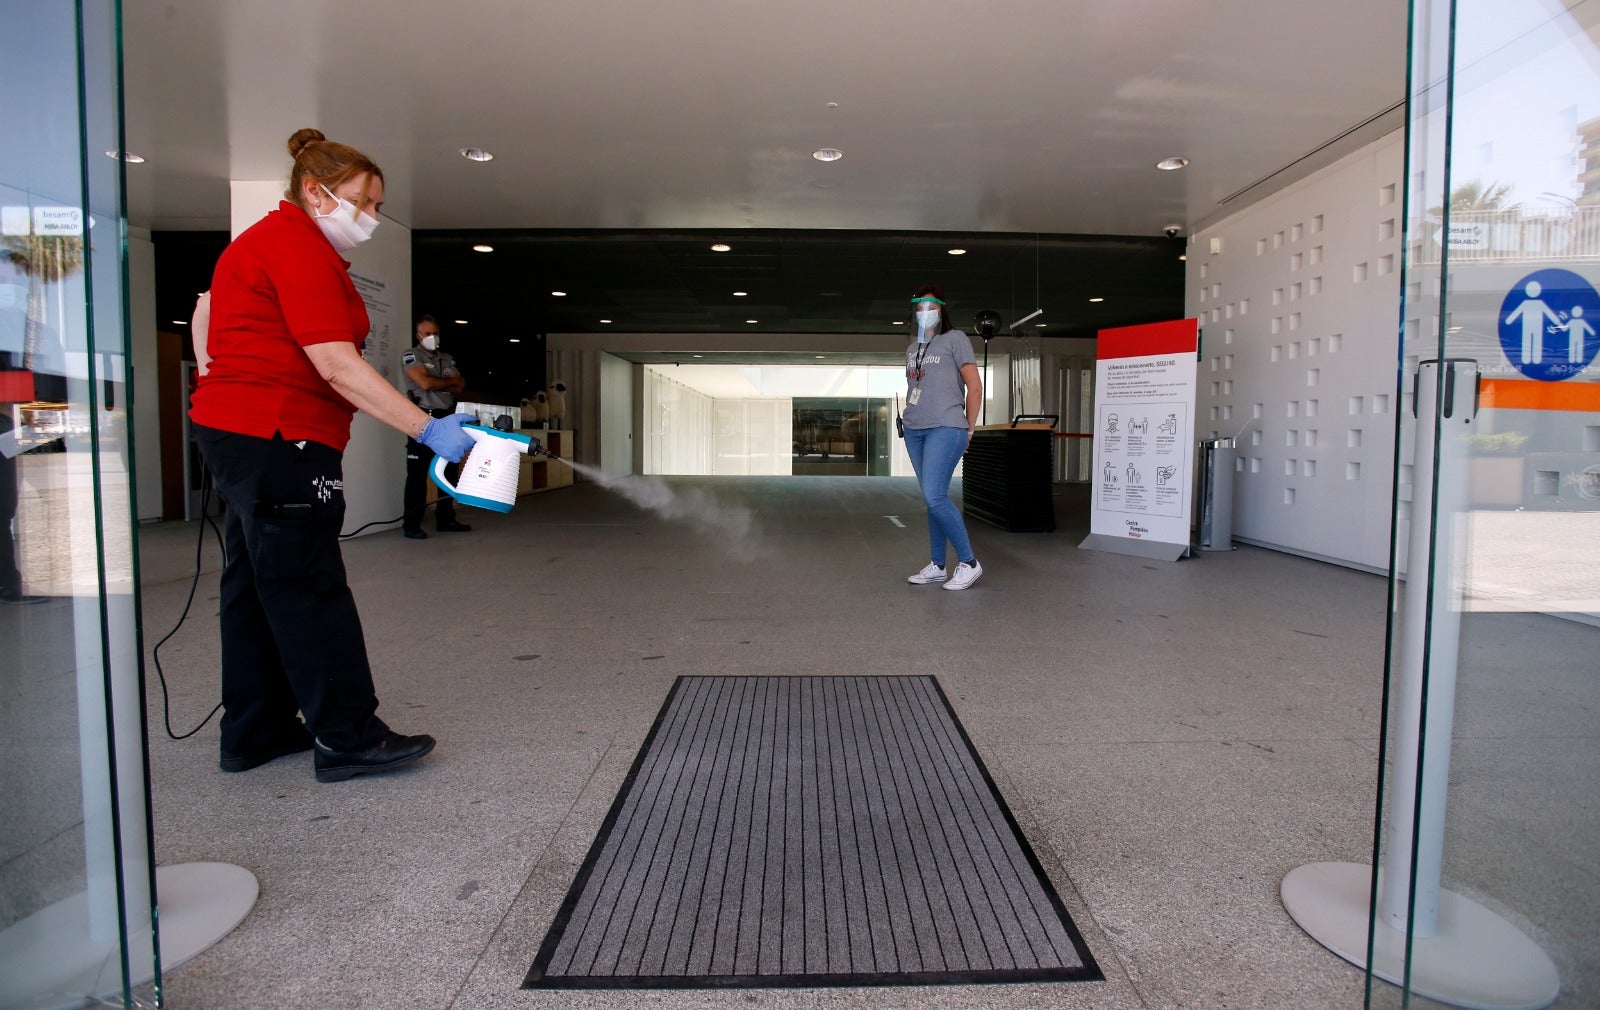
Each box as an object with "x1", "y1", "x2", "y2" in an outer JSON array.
[
  {"x1": 403, "y1": 529, "x2": 429, "y2": 540},
  {"x1": 220, "y1": 723, "x2": 315, "y2": 773},
  {"x1": 313, "y1": 731, "x2": 436, "y2": 783},
  {"x1": 0, "y1": 587, "x2": 46, "y2": 605},
  {"x1": 436, "y1": 521, "x2": 472, "y2": 533}
]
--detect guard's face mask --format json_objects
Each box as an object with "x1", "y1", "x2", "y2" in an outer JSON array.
[{"x1": 420, "y1": 334, "x2": 439, "y2": 351}]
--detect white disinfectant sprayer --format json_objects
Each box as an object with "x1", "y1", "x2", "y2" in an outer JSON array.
[{"x1": 430, "y1": 422, "x2": 553, "y2": 513}]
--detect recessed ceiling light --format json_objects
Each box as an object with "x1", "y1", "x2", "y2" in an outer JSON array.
[
  {"x1": 454, "y1": 319, "x2": 469, "y2": 324},
  {"x1": 892, "y1": 321, "x2": 904, "y2": 326},
  {"x1": 600, "y1": 319, "x2": 613, "y2": 324},
  {"x1": 1036, "y1": 322, "x2": 1048, "y2": 328},
  {"x1": 812, "y1": 148, "x2": 843, "y2": 162},
  {"x1": 1089, "y1": 297, "x2": 1105, "y2": 303},
  {"x1": 551, "y1": 291, "x2": 567, "y2": 297},
  {"x1": 815, "y1": 355, "x2": 827, "y2": 359},
  {"x1": 732, "y1": 291, "x2": 748, "y2": 297},
  {"x1": 472, "y1": 244, "x2": 493, "y2": 253},
  {"x1": 948, "y1": 248, "x2": 966, "y2": 256},
  {"x1": 745, "y1": 319, "x2": 759, "y2": 324},
  {"x1": 106, "y1": 150, "x2": 144, "y2": 163},
  {"x1": 693, "y1": 354, "x2": 704, "y2": 358},
  {"x1": 1179, "y1": 254, "x2": 1187, "y2": 261},
  {"x1": 508, "y1": 338, "x2": 521, "y2": 343},
  {"x1": 459, "y1": 148, "x2": 494, "y2": 162},
  {"x1": 710, "y1": 243, "x2": 732, "y2": 252},
  {"x1": 170, "y1": 319, "x2": 187, "y2": 325},
  {"x1": 1156, "y1": 156, "x2": 1190, "y2": 171}
]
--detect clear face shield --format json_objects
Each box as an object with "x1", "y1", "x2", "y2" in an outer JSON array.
[{"x1": 911, "y1": 296, "x2": 944, "y2": 341}]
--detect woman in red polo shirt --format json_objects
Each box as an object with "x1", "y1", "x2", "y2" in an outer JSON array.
[{"x1": 190, "y1": 128, "x2": 475, "y2": 783}]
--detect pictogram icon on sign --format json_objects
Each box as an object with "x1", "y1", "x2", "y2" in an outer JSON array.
[{"x1": 1498, "y1": 268, "x2": 1599, "y2": 381}]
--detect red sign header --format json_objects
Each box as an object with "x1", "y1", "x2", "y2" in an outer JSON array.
[{"x1": 1098, "y1": 318, "x2": 1199, "y2": 360}]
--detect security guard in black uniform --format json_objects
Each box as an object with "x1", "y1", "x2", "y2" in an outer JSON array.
[{"x1": 402, "y1": 314, "x2": 471, "y2": 538}]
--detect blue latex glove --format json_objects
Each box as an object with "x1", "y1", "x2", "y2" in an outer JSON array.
[{"x1": 418, "y1": 413, "x2": 477, "y2": 463}]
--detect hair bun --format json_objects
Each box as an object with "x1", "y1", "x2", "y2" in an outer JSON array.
[{"x1": 287, "y1": 128, "x2": 327, "y2": 160}]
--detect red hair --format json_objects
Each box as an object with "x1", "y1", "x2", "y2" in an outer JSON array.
[{"x1": 284, "y1": 128, "x2": 384, "y2": 213}]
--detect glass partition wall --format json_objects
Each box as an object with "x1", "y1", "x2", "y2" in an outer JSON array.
[
  {"x1": 1287, "y1": 2, "x2": 1599, "y2": 1008},
  {"x1": 0, "y1": 1, "x2": 161, "y2": 1007},
  {"x1": 1375, "y1": 1, "x2": 1598, "y2": 1006}
]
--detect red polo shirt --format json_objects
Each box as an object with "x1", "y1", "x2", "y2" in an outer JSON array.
[{"x1": 189, "y1": 201, "x2": 369, "y2": 450}]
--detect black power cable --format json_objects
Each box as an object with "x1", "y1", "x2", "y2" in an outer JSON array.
[
  {"x1": 151, "y1": 483, "x2": 225, "y2": 739},
  {"x1": 339, "y1": 512, "x2": 413, "y2": 539},
  {"x1": 152, "y1": 484, "x2": 442, "y2": 739}
]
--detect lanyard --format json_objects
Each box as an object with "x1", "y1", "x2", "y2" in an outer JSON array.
[{"x1": 911, "y1": 337, "x2": 931, "y2": 386}]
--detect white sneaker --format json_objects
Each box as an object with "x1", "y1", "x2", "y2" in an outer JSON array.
[
  {"x1": 943, "y1": 560, "x2": 983, "y2": 591},
  {"x1": 908, "y1": 562, "x2": 947, "y2": 585}
]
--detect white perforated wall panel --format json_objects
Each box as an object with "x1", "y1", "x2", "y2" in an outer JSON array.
[{"x1": 1189, "y1": 131, "x2": 1404, "y2": 570}]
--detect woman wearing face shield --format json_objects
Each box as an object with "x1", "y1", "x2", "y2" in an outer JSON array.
[
  {"x1": 188, "y1": 128, "x2": 477, "y2": 782},
  {"x1": 902, "y1": 284, "x2": 984, "y2": 590}
]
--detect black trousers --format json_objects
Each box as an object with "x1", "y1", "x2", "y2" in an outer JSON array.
[
  {"x1": 403, "y1": 408, "x2": 458, "y2": 532},
  {"x1": 194, "y1": 425, "x2": 388, "y2": 753}
]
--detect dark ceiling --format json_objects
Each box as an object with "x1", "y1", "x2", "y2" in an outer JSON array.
[{"x1": 156, "y1": 229, "x2": 1185, "y2": 401}]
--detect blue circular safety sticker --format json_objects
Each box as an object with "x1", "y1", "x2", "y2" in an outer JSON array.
[{"x1": 1497, "y1": 268, "x2": 1600, "y2": 381}]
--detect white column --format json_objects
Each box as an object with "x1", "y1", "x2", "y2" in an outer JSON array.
[
  {"x1": 229, "y1": 180, "x2": 282, "y2": 239},
  {"x1": 128, "y1": 226, "x2": 161, "y2": 520}
]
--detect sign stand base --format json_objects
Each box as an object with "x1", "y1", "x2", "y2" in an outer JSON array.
[{"x1": 1077, "y1": 533, "x2": 1188, "y2": 562}]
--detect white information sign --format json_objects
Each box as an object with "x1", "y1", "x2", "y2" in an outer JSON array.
[
  {"x1": 1, "y1": 206, "x2": 31, "y2": 236},
  {"x1": 1080, "y1": 319, "x2": 1199, "y2": 561},
  {"x1": 349, "y1": 270, "x2": 395, "y2": 380}
]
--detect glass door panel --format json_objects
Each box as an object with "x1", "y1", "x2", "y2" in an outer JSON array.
[
  {"x1": 1369, "y1": 1, "x2": 1599, "y2": 1006},
  {"x1": 0, "y1": 1, "x2": 160, "y2": 1007}
]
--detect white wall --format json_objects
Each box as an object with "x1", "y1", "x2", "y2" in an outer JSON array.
[
  {"x1": 1188, "y1": 131, "x2": 1405, "y2": 571},
  {"x1": 711, "y1": 399, "x2": 792, "y2": 475},
  {"x1": 548, "y1": 346, "x2": 602, "y2": 468},
  {"x1": 643, "y1": 368, "x2": 712, "y2": 474},
  {"x1": 637, "y1": 367, "x2": 794, "y2": 476},
  {"x1": 599, "y1": 351, "x2": 633, "y2": 478}
]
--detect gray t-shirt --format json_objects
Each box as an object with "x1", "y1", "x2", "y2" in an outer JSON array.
[
  {"x1": 402, "y1": 344, "x2": 460, "y2": 411},
  {"x1": 901, "y1": 328, "x2": 977, "y2": 430}
]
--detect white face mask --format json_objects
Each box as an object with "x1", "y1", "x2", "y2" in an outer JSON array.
[
  {"x1": 312, "y1": 184, "x2": 379, "y2": 252},
  {"x1": 420, "y1": 334, "x2": 439, "y2": 351},
  {"x1": 915, "y1": 307, "x2": 941, "y2": 336}
]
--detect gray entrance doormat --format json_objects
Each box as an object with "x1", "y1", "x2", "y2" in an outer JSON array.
[{"x1": 525, "y1": 675, "x2": 1101, "y2": 989}]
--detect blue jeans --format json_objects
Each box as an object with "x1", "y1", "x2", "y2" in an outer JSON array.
[{"x1": 904, "y1": 425, "x2": 976, "y2": 566}]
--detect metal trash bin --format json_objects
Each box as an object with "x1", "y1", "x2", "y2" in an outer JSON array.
[{"x1": 1196, "y1": 436, "x2": 1235, "y2": 551}]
